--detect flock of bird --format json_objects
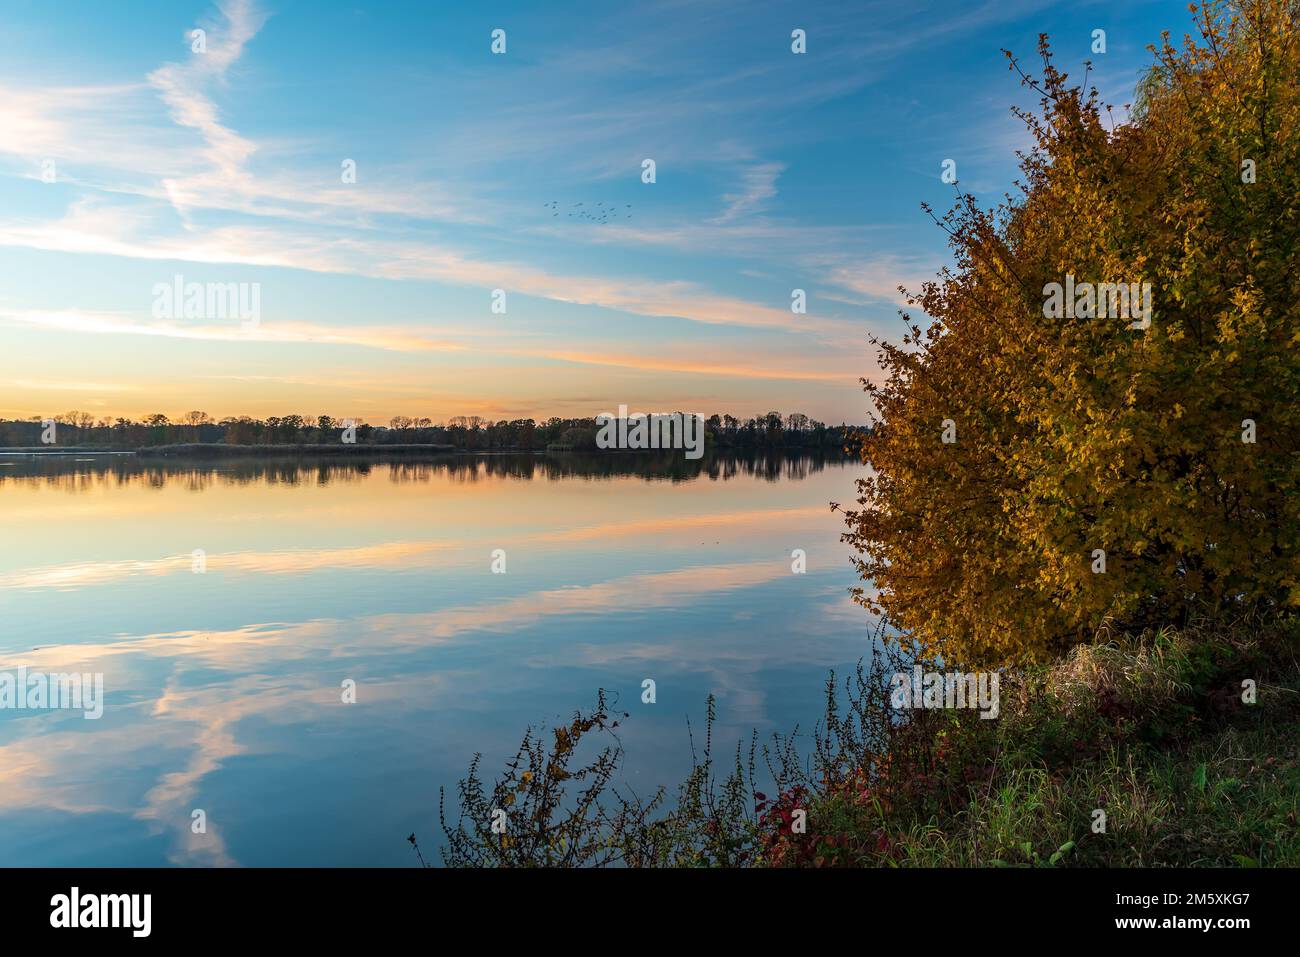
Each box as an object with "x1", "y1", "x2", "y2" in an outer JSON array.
[{"x1": 543, "y1": 200, "x2": 632, "y2": 224}]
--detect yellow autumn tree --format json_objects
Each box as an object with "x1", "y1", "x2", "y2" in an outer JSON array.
[{"x1": 844, "y1": 0, "x2": 1300, "y2": 665}]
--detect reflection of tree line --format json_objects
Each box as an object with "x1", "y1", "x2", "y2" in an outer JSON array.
[{"x1": 0, "y1": 449, "x2": 849, "y2": 490}]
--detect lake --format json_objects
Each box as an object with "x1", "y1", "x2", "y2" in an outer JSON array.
[{"x1": 0, "y1": 452, "x2": 873, "y2": 865}]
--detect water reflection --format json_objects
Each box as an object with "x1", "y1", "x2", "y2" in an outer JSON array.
[
  {"x1": 0, "y1": 452, "x2": 870, "y2": 866},
  {"x1": 0, "y1": 449, "x2": 845, "y2": 488}
]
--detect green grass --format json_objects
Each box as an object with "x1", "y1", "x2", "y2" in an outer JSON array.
[
  {"x1": 788, "y1": 616, "x2": 1300, "y2": 867},
  {"x1": 885, "y1": 722, "x2": 1300, "y2": 867}
]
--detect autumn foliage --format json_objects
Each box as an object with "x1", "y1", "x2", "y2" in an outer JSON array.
[{"x1": 844, "y1": 0, "x2": 1300, "y2": 664}]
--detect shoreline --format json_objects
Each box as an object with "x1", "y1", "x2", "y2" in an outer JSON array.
[{"x1": 0, "y1": 443, "x2": 460, "y2": 458}]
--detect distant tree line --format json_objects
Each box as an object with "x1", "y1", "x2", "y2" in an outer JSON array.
[{"x1": 0, "y1": 410, "x2": 861, "y2": 453}]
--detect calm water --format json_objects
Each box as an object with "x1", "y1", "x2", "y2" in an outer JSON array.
[{"x1": 0, "y1": 453, "x2": 872, "y2": 865}]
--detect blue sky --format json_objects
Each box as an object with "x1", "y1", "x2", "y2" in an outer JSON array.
[{"x1": 0, "y1": 0, "x2": 1192, "y2": 424}]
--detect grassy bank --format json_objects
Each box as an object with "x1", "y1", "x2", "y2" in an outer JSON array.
[
  {"x1": 782, "y1": 616, "x2": 1299, "y2": 867},
  {"x1": 430, "y1": 614, "x2": 1299, "y2": 867}
]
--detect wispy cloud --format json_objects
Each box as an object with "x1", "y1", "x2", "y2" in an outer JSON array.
[
  {"x1": 2, "y1": 309, "x2": 469, "y2": 353},
  {"x1": 147, "y1": 0, "x2": 267, "y2": 196},
  {"x1": 715, "y1": 162, "x2": 784, "y2": 223},
  {"x1": 2, "y1": 308, "x2": 863, "y2": 387},
  {"x1": 0, "y1": 208, "x2": 862, "y2": 338}
]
